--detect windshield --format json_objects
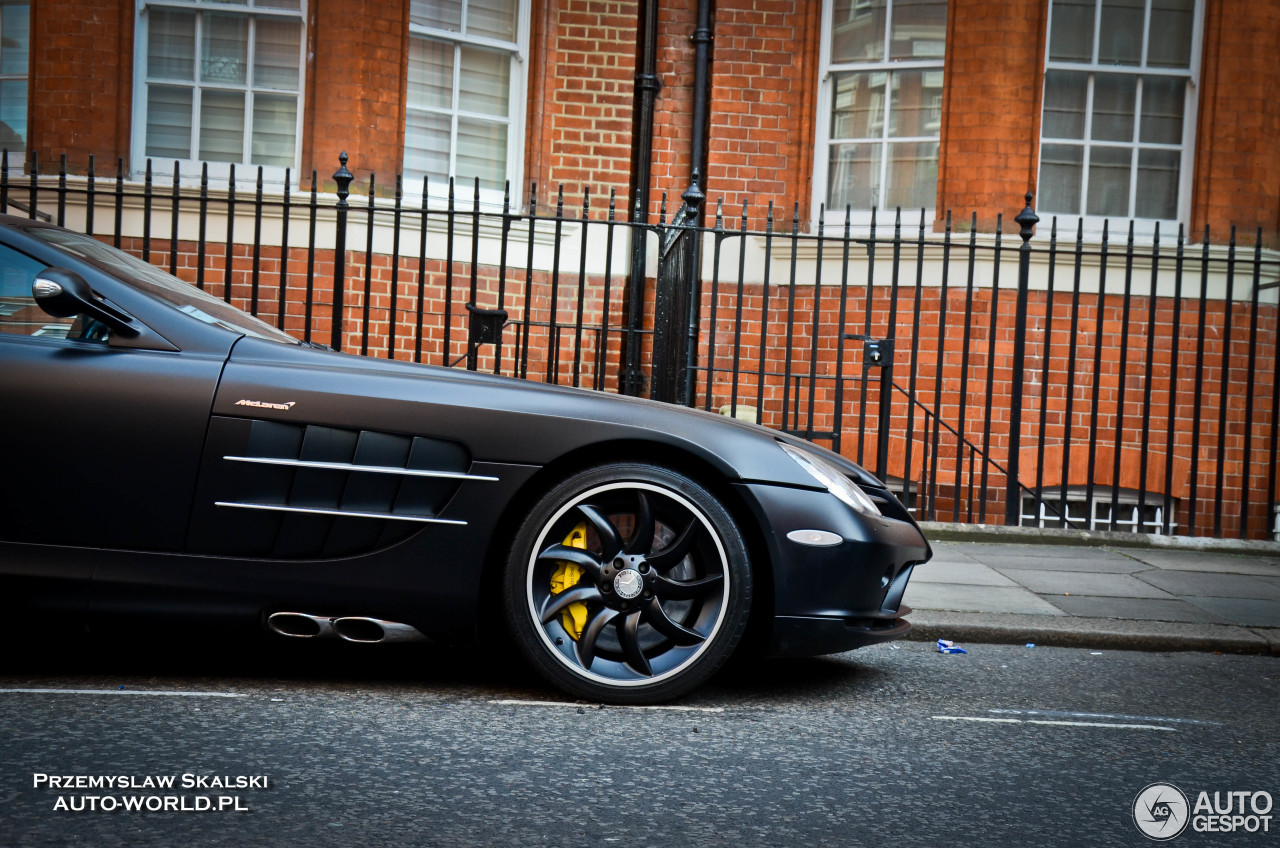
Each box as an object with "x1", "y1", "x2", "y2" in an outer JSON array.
[{"x1": 25, "y1": 227, "x2": 300, "y2": 345}]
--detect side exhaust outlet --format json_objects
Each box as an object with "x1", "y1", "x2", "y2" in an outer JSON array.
[
  {"x1": 333, "y1": 617, "x2": 427, "y2": 644},
  {"x1": 267, "y1": 612, "x2": 337, "y2": 638}
]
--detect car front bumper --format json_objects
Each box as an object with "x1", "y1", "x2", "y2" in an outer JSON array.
[{"x1": 736, "y1": 482, "x2": 931, "y2": 657}]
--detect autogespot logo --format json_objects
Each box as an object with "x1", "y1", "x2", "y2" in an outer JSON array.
[{"x1": 1134, "y1": 783, "x2": 1191, "y2": 841}]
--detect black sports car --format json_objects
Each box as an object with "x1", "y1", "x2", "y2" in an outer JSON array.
[{"x1": 0, "y1": 215, "x2": 930, "y2": 703}]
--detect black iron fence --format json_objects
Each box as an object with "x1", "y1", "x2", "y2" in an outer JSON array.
[{"x1": 7, "y1": 152, "x2": 1279, "y2": 541}]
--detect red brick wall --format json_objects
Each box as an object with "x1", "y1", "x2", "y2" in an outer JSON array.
[
  {"x1": 303, "y1": 0, "x2": 409, "y2": 191},
  {"x1": 1191, "y1": 0, "x2": 1280, "y2": 239},
  {"x1": 707, "y1": 1, "x2": 820, "y2": 226},
  {"x1": 529, "y1": 0, "x2": 638, "y2": 213},
  {"x1": 936, "y1": 0, "x2": 1046, "y2": 232},
  {"x1": 27, "y1": 0, "x2": 133, "y2": 173}
]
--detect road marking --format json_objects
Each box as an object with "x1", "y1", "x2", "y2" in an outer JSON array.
[
  {"x1": 933, "y1": 715, "x2": 1174, "y2": 731},
  {"x1": 0, "y1": 688, "x2": 246, "y2": 698},
  {"x1": 491, "y1": 699, "x2": 724, "y2": 713},
  {"x1": 988, "y1": 708, "x2": 1220, "y2": 726}
]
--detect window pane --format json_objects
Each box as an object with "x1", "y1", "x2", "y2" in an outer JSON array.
[
  {"x1": 251, "y1": 93, "x2": 296, "y2": 167},
  {"x1": 1042, "y1": 70, "x2": 1087, "y2": 139},
  {"x1": 468, "y1": 0, "x2": 517, "y2": 43},
  {"x1": 1149, "y1": 0, "x2": 1194, "y2": 68},
  {"x1": 1049, "y1": 0, "x2": 1094, "y2": 63},
  {"x1": 411, "y1": 0, "x2": 462, "y2": 32},
  {"x1": 408, "y1": 37, "x2": 453, "y2": 110},
  {"x1": 1098, "y1": 0, "x2": 1143, "y2": 66},
  {"x1": 1039, "y1": 143, "x2": 1083, "y2": 214},
  {"x1": 0, "y1": 2, "x2": 29, "y2": 76},
  {"x1": 404, "y1": 109, "x2": 451, "y2": 180},
  {"x1": 459, "y1": 46, "x2": 510, "y2": 117},
  {"x1": 888, "y1": 69, "x2": 942, "y2": 138},
  {"x1": 199, "y1": 89, "x2": 245, "y2": 161},
  {"x1": 148, "y1": 9, "x2": 195, "y2": 81},
  {"x1": 885, "y1": 140, "x2": 937, "y2": 209},
  {"x1": 1140, "y1": 76, "x2": 1184, "y2": 144},
  {"x1": 0, "y1": 78, "x2": 22, "y2": 150},
  {"x1": 831, "y1": 0, "x2": 886, "y2": 63},
  {"x1": 1086, "y1": 146, "x2": 1132, "y2": 217},
  {"x1": 1136, "y1": 148, "x2": 1179, "y2": 219},
  {"x1": 146, "y1": 85, "x2": 193, "y2": 159},
  {"x1": 1091, "y1": 74, "x2": 1136, "y2": 141},
  {"x1": 254, "y1": 18, "x2": 300, "y2": 90},
  {"x1": 202, "y1": 14, "x2": 248, "y2": 85},
  {"x1": 831, "y1": 72, "x2": 885, "y2": 139},
  {"x1": 457, "y1": 118, "x2": 507, "y2": 191},
  {"x1": 257, "y1": 0, "x2": 301, "y2": 9},
  {"x1": 889, "y1": 0, "x2": 946, "y2": 60},
  {"x1": 827, "y1": 142, "x2": 881, "y2": 209}
]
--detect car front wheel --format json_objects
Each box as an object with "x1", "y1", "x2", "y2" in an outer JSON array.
[{"x1": 503, "y1": 463, "x2": 752, "y2": 704}]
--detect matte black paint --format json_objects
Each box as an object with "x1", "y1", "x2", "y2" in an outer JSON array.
[{"x1": 0, "y1": 215, "x2": 931, "y2": 663}]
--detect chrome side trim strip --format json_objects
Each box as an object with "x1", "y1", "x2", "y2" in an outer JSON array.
[
  {"x1": 214, "y1": 502, "x2": 467, "y2": 525},
  {"x1": 223, "y1": 455, "x2": 499, "y2": 482}
]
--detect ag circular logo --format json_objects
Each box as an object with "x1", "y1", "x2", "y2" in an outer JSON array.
[{"x1": 1134, "y1": 783, "x2": 1190, "y2": 841}]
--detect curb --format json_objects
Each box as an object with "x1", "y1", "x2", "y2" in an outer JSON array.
[
  {"x1": 903, "y1": 610, "x2": 1280, "y2": 657},
  {"x1": 918, "y1": 522, "x2": 1280, "y2": 557}
]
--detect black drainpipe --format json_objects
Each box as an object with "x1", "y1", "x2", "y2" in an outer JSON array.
[
  {"x1": 681, "y1": 0, "x2": 714, "y2": 406},
  {"x1": 620, "y1": 0, "x2": 661, "y2": 397}
]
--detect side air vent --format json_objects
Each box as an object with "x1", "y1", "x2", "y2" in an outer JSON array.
[{"x1": 188, "y1": 418, "x2": 493, "y2": 559}]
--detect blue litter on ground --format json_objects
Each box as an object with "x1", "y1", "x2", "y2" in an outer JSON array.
[{"x1": 937, "y1": 639, "x2": 967, "y2": 654}]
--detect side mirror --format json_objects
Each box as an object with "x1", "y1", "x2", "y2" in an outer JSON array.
[{"x1": 32, "y1": 267, "x2": 139, "y2": 338}]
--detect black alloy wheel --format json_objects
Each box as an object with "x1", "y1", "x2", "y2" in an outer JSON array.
[{"x1": 503, "y1": 463, "x2": 752, "y2": 704}]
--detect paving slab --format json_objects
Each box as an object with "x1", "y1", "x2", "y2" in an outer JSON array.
[
  {"x1": 1114, "y1": 548, "x2": 1280, "y2": 576},
  {"x1": 985, "y1": 556, "x2": 1147, "y2": 574},
  {"x1": 1134, "y1": 569, "x2": 1280, "y2": 600},
  {"x1": 1037, "y1": 594, "x2": 1229, "y2": 624},
  {"x1": 903, "y1": 582, "x2": 1067, "y2": 616},
  {"x1": 1182, "y1": 598, "x2": 1280, "y2": 629},
  {"x1": 909, "y1": 562, "x2": 1015, "y2": 586},
  {"x1": 997, "y1": 568, "x2": 1176, "y2": 599}
]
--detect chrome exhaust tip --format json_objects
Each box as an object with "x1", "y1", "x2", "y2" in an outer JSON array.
[
  {"x1": 267, "y1": 612, "x2": 337, "y2": 639},
  {"x1": 333, "y1": 616, "x2": 427, "y2": 644}
]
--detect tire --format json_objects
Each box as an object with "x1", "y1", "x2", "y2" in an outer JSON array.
[{"x1": 502, "y1": 462, "x2": 752, "y2": 704}]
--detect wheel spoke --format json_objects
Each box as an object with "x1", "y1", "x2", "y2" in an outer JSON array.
[
  {"x1": 623, "y1": 491, "x2": 654, "y2": 555},
  {"x1": 653, "y1": 572, "x2": 724, "y2": 600},
  {"x1": 539, "y1": 585, "x2": 603, "y2": 624},
  {"x1": 576, "y1": 607, "x2": 620, "y2": 670},
  {"x1": 646, "y1": 519, "x2": 698, "y2": 570},
  {"x1": 618, "y1": 611, "x2": 653, "y2": 676},
  {"x1": 577, "y1": 504, "x2": 623, "y2": 560},
  {"x1": 536, "y1": 544, "x2": 604, "y2": 582},
  {"x1": 642, "y1": 597, "x2": 705, "y2": 646}
]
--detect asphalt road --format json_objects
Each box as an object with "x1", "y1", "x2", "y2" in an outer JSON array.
[{"x1": 1, "y1": 637, "x2": 1276, "y2": 847}]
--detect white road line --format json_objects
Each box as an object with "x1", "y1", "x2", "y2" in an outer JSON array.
[
  {"x1": 988, "y1": 708, "x2": 1220, "y2": 726},
  {"x1": 933, "y1": 715, "x2": 1174, "y2": 731},
  {"x1": 491, "y1": 699, "x2": 725, "y2": 713},
  {"x1": 0, "y1": 688, "x2": 247, "y2": 698}
]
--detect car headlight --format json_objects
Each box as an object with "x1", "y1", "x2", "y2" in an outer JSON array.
[{"x1": 780, "y1": 443, "x2": 882, "y2": 517}]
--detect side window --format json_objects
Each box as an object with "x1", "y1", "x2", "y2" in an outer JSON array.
[{"x1": 0, "y1": 245, "x2": 101, "y2": 342}]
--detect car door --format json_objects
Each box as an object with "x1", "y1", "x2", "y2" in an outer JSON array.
[{"x1": 0, "y1": 239, "x2": 230, "y2": 555}]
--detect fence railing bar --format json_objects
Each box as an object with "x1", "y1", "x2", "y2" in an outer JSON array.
[
  {"x1": 978, "y1": 212, "x2": 1003, "y2": 524},
  {"x1": 1213, "y1": 228, "x2": 1238, "y2": 536},
  {"x1": 1137, "y1": 223, "x2": 1161, "y2": 532},
  {"x1": 1240, "y1": 229, "x2": 1265, "y2": 538}
]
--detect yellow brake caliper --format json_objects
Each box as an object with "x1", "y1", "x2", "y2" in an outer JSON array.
[{"x1": 549, "y1": 522, "x2": 589, "y2": 641}]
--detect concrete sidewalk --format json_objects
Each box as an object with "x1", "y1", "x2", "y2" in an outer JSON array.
[{"x1": 901, "y1": 527, "x2": 1280, "y2": 656}]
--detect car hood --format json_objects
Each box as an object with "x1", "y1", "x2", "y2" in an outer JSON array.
[{"x1": 213, "y1": 337, "x2": 886, "y2": 492}]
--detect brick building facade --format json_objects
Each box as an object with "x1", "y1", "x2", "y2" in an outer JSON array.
[{"x1": 3, "y1": 0, "x2": 1277, "y2": 538}]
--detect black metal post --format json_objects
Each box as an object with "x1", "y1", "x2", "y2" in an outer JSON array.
[
  {"x1": 1006, "y1": 192, "x2": 1038, "y2": 525},
  {"x1": 331, "y1": 151, "x2": 353, "y2": 352},
  {"x1": 620, "y1": 0, "x2": 661, "y2": 397},
  {"x1": 650, "y1": 176, "x2": 704, "y2": 403}
]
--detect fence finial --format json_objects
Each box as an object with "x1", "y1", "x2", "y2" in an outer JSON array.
[{"x1": 1016, "y1": 191, "x2": 1038, "y2": 241}]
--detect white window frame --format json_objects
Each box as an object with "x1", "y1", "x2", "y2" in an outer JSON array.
[
  {"x1": 1037, "y1": 0, "x2": 1204, "y2": 237},
  {"x1": 0, "y1": 1, "x2": 29, "y2": 163},
  {"x1": 130, "y1": 0, "x2": 307, "y2": 187},
  {"x1": 404, "y1": 0, "x2": 529, "y2": 209},
  {"x1": 813, "y1": 0, "x2": 946, "y2": 228}
]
